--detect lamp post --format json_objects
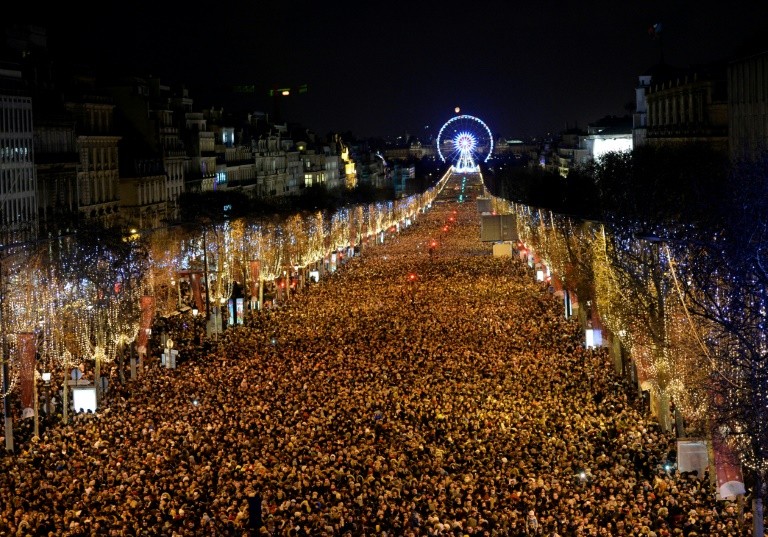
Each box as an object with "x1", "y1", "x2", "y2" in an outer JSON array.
[
  {"x1": 219, "y1": 297, "x2": 227, "y2": 333},
  {"x1": 33, "y1": 369, "x2": 39, "y2": 439},
  {"x1": 635, "y1": 233, "x2": 675, "y2": 434},
  {"x1": 0, "y1": 254, "x2": 13, "y2": 452},
  {"x1": 41, "y1": 372, "x2": 51, "y2": 416},
  {"x1": 202, "y1": 227, "x2": 212, "y2": 325},
  {"x1": 1, "y1": 356, "x2": 11, "y2": 451},
  {"x1": 171, "y1": 276, "x2": 182, "y2": 310},
  {"x1": 258, "y1": 264, "x2": 264, "y2": 312},
  {"x1": 165, "y1": 338, "x2": 175, "y2": 369},
  {"x1": 129, "y1": 341, "x2": 139, "y2": 382},
  {"x1": 93, "y1": 346, "x2": 106, "y2": 405},
  {"x1": 61, "y1": 349, "x2": 73, "y2": 425},
  {"x1": 407, "y1": 273, "x2": 417, "y2": 306},
  {"x1": 62, "y1": 367, "x2": 69, "y2": 426}
]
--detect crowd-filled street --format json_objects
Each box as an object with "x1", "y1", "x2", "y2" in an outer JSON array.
[{"x1": 0, "y1": 173, "x2": 754, "y2": 536}]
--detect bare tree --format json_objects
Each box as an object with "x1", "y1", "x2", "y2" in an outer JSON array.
[{"x1": 666, "y1": 154, "x2": 768, "y2": 536}]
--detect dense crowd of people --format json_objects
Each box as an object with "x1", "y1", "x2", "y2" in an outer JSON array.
[{"x1": 0, "y1": 174, "x2": 760, "y2": 536}]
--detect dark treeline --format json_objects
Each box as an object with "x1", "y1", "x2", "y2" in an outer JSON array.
[
  {"x1": 177, "y1": 185, "x2": 399, "y2": 225},
  {"x1": 482, "y1": 143, "x2": 768, "y2": 232},
  {"x1": 175, "y1": 157, "x2": 447, "y2": 227},
  {"x1": 486, "y1": 145, "x2": 768, "y2": 526}
]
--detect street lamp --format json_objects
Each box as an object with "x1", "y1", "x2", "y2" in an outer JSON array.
[
  {"x1": 634, "y1": 232, "x2": 676, "y2": 434},
  {"x1": 33, "y1": 370, "x2": 40, "y2": 439},
  {"x1": 164, "y1": 338, "x2": 176, "y2": 369},
  {"x1": 0, "y1": 256, "x2": 12, "y2": 452},
  {"x1": 636, "y1": 232, "x2": 695, "y2": 437},
  {"x1": 170, "y1": 277, "x2": 182, "y2": 309},
  {"x1": 407, "y1": 273, "x2": 417, "y2": 306},
  {"x1": 41, "y1": 372, "x2": 51, "y2": 416},
  {"x1": 219, "y1": 297, "x2": 227, "y2": 333},
  {"x1": 93, "y1": 345, "x2": 106, "y2": 405},
  {"x1": 202, "y1": 228, "x2": 212, "y2": 322}
]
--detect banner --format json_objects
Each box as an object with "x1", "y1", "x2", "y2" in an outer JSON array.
[
  {"x1": 712, "y1": 429, "x2": 746, "y2": 499},
  {"x1": 236, "y1": 298, "x2": 244, "y2": 325},
  {"x1": 677, "y1": 439, "x2": 709, "y2": 476},
  {"x1": 17, "y1": 332, "x2": 36, "y2": 417},
  {"x1": 136, "y1": 295, "x2": 156, "y2": 351}
]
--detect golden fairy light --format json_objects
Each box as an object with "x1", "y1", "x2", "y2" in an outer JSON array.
[{"x1": 0, "y1": 177, "x2": 444, "y2": 396}]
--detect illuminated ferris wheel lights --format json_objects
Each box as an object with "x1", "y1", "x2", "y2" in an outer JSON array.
[
  {"x1": 436, "y1": 114, "x2": 493, "y2": 172},
  {"x1": 455, "y1": 132, "x2": 476, "y2": 151}
]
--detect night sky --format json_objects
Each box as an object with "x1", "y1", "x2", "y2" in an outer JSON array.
[{"x1": 21, "y1": 1, "x2": 768, "y2": 139}]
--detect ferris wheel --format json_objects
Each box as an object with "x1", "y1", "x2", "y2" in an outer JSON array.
[{"x1": 436, "y1": 114, "x2": 494, "y2": 172}]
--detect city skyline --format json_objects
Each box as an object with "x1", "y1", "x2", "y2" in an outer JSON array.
[{"x1": 16, "y1": 1, "x2": 768, "y2": 139}]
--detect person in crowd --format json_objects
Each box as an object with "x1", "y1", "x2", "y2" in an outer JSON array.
[{"x1": 0, "y1": 183, "x2": 757, "y2": 536}]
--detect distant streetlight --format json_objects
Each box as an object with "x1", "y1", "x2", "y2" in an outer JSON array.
[
  {"x1": 33, "y1": 370, "x2": 40, "y2": 439},
  {"x1": 407, "y1": 273, "x2": 417, "y2": 305},
  {"x1": 202, "y1": 227, "x2": 212, "y2": 323},
  {"x1": 41, "y1": 372, "x2": 51, "y2": 416},
  {"x1": 61, "y1": 350, "x2": 73, "y2": 425},
  {"x1": 268, "y1": 84, "x2": 308, "y2": 124},
  {"x1": 164, "y1": 338, "x2": 177, "y2": 369}
]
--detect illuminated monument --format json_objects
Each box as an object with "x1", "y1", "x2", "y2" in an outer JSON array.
[{"x1": 436, "y1": 111, "x2": 494, "y2": 173}]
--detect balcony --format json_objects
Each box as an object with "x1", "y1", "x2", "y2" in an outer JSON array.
[{"x1": 225, "y1": 177, "x2": 259, "y2": 188}]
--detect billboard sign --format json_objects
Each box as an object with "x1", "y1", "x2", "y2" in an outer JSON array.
[{"x1": 480, "y1": 214, "x2": 518, "y2": 242}]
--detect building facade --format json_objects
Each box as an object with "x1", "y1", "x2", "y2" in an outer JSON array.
[
  {"x1": 34, "y1": 115, "x2": 79, "y2": 229},
  {"x1": 66, "y1": 97, "x2": 122, "y2": 226},
  {"x1": 1, "y1": 58, "x2": 38, "y2": 242},
  {"x1": 645, "y1": 65, "x2": 728, "y2": 152},
  {"x1": 0, "y1": 88, "x2": 37, "y2": 241},
  {"x1": 728, "y1": 48, "x2": 768, "y2": 160}
]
